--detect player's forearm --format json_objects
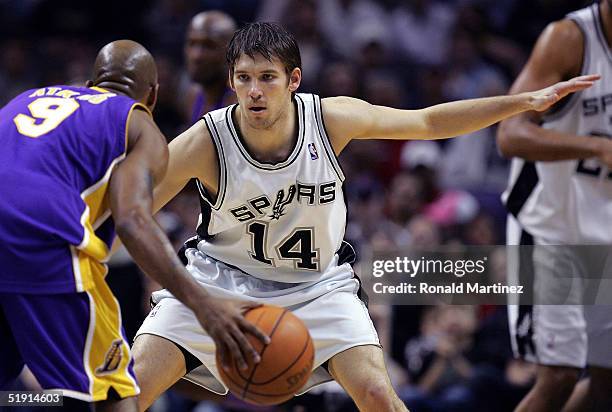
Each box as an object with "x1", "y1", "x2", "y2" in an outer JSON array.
[
  {"x1": 421, "y1": 93, "x2": 533, "y2": 140},
  {"x1": 115, "y1": 208, "x2": 206, "y2": 310},
  {"x1": 497, "y1": 118, "x2": 602, "y2": 161}
]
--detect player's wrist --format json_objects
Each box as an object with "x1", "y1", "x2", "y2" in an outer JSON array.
[{"x1": 589, "y1": 137, "x2": 607, "y2": 158}]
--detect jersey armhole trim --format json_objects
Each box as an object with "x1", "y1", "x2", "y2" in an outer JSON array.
[
  {"x1": 312, "y1": 94, "x2": 346, "y2": 182},
  {"x1": 203, "y1": 114, "x2": 227, "y2": 210},
  {"x1": 542, "y1": 17, "x2": 589, "y2": 122}
]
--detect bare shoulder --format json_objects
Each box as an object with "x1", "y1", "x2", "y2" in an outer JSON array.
[
  {"x1": 321, "y1": 96, "x2": 374, "y2": 152},
  {"x1": 171, "y1": 120, "x2": 214, "y2": 162},
  {"x1": 173, "y1": 119, "x2": 220, "y2": 188},
  {"x1": 127, "y1": 108, "x2": 165, "y2": 150},
  {"x1": 530, "y1": 19, "x2": 584, "y2": 79}
]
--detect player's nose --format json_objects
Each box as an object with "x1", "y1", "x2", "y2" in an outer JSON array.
[{"x1": 248, "y1": 82, "x2": 263, "y2": 100}]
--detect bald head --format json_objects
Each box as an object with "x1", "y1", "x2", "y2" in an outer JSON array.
[
  {"x1": 90, "y1": 40, "x2": 158, "y2": 107},
  {"x1": 185, "y1": 11, "x2": 237, "y2": 85},
  {"x1": 189, "y1": 11, "x2": 236, "y2": 37}
]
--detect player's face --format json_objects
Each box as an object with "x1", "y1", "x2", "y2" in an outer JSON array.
[
  {"x1": 184, "y1": 28, "x2": 228, "y2": 85},
  {"x1": 231, "y1": 53, "x2": 301, "y2": 130}
]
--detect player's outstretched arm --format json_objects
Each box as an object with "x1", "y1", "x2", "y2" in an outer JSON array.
[
  {"x1": 109, "y1": 109, "x2": 268, "y2": 370},
  {"x1": 323, "y1": 64, "x2": 598, "y2": 153},
  {"x1": 498, "y1": 20, "x2": 612, "y2": 165}
]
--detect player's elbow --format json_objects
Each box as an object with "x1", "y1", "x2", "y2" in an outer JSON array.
[
  {"x1": 114, "y1": 205, "x2": 152, "y2": 242},
  {"x1": 496, "y1": 120, "x2": 522, "y2": 158}
]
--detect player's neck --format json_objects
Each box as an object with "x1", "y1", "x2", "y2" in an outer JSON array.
[{"x1": 236, "y1": 101, "x2": 297, "y2": 163}]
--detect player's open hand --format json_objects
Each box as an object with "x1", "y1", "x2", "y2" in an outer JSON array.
[
  {"x1": 528, "y1": 74, "x2": 600, "y2": 112},
  {"x1": 193, "y1": 297, "x2": 270, "y2": 371}
]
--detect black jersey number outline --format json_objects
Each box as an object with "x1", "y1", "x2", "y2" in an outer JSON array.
[
  {"x1": 576, "y1": 131, "x2": 612, "y2": 179},
  {"x1": 247, "y1": 222, "x2": 320, "y2": 271}
]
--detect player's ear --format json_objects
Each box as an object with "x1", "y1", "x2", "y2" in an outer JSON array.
[
  {"x1": 288, "y1": 68, "x2": 301, "y2": 93},
  {"x1": 85, "y1": 80, "x2": 94, "y2": 87},
  {"x1": 146, "y1": 83, "x2": 159, "y2": 111}
]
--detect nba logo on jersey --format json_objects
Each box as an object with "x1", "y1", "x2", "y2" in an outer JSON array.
[{"x1": 308, "y1": 143, "x2": 318, "y2": 160}]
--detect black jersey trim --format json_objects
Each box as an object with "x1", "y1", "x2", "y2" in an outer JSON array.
[
  {"x1": 505, "y1": 161, "x2": 539, "y2": 218},
  {"x1": 541, "y1": 18, "x2": 589, "y2": 122},
  {"x1": 312, "y1": 94, "x2": 346, "y2": 182},
  {"x1": 195, "y1": 180, "x2": 215, "y2": 241},
  {"x1": 593, "y1": 3, "x2": 612, "y2": 63},
  {"x1": 202, "y1": 114, "x2": 227, "y2": 210},
  {"x1": 225, "y1": 97, "x2": 305, "y2": 170},
  {"x1": 515, "y1": 229, "x2": 536, "y2": 358}
]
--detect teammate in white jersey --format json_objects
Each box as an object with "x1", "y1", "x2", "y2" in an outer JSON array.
[
  {"x1": 498, "y1": 1, "x2": 612, "y2": 411},
  {"x1": 132, "y1": 22, "x2": 597, "y2": 411}
]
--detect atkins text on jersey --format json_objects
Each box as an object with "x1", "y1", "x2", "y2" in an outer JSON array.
[{"x1": 229, "y1": 181, "x2": 337, "y2": 222}]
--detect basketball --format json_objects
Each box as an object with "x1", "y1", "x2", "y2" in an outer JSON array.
[{"x1": 216, "y1": 305, "x2": 315, "y2": 405}]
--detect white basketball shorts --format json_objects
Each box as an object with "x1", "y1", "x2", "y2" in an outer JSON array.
[{"x1": 135, "y1": 247, "x2": 380, "y2": 395}]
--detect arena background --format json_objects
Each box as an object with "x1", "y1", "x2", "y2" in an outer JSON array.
[{"x1": 0, "y1": 0, "x2": 595, "y2": 411}]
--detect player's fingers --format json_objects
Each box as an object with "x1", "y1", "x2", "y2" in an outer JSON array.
[
  {"x1": 239, "y1": 317, "x2": 271, "y2": 345},
  {"x1": 223, "y1": 331, "x2": 248, "y2": 370},
  {"x1": 216, "y1": 337, "x2": 231, "y2": 370},
  {"x1": 229, "y1": 323, "x2": 261, "y2": 364},
  {"x1": 575, "y1": 73, "x2": 600, "y2": 82}
]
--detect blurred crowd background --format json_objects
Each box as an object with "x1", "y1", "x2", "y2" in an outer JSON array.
[{"x1": 0, "y1": 0, "x2": 594, "y2": 411}]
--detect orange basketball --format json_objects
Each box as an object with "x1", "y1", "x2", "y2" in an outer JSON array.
[{"x1": 216, "y1": 305, "x2": 315, "y2": 405}]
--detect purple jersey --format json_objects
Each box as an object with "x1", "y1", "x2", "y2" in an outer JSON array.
[{"x1": 0, "y1": 85, "x2": 146, "y2": 294}]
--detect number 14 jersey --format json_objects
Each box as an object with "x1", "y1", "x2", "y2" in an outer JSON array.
[{"x1": 192, "y1": 94, "x2": 349, "y2": 283}]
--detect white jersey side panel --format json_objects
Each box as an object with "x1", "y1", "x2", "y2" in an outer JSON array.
[
  {"x1": 503, "y1": 4, "x2": 612, "y2": 244},
  {"x1": 193, "y1": 93, "x2": 348, "y2": 282}
]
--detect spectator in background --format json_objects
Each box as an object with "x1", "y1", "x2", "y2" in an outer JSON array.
[
  {"x1": 391, "y1": 0, "x2": 457, "y2": 67},
  {"x1": 318, "y1": 0, "x2": 392, "y2": 59},
  {"x1": 179, "y1": 10, "x2": 236, "y2": 126},
  {"x1": 402, "y1": 305, "x2": 478, "y2": 411},
  {"x1": 281, "y1": 0, "x2": 330, "y2": 92}
]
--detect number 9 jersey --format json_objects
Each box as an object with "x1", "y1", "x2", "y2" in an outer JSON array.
[{"x1": 0, "y1": 85, "x2": 148, "y2": 294}]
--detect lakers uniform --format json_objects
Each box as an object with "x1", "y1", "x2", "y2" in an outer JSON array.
[
  {"x1": 504, "y1": 3, "x2": 612, "y2": 368},
  {"x1": 136, "y1": 94, "x2": 379, "y2": 395},
  {"x1": 0, "y1": 86, "x2": 144, "y2": 401}
]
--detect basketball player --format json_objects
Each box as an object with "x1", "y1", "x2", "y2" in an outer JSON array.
[
  {"x1": 0, "y1": 40, "x2": 265, "y2": 411},
  {"x1": 498, "y1": 1, "x2": 612, "y2": 411},
  {"x1": 132, "y1": 23, "x2": 597, "y2": 412},
  {"x1": 182, "y1": 11, "x2": 237, "y2": 125}
]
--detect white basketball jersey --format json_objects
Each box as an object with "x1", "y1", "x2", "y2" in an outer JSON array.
[
  {"x1": 503, "y1": 4, "x2": 612, "y2": 244},
  {"x1": 189, "y1": 94, "x2": 350, "y2": 283}
]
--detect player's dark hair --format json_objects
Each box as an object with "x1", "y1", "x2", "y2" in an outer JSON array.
[{"x1": 226, "y1": 22, "x2": 301, "y2": 78}]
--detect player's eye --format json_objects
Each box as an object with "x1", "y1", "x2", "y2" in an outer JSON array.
[
  {"x1": 237, "y1": 74, "x2": 249, "y2": 82},
  {"x1": 262, "y1": 74, "x2": 274, "y2": 81}
]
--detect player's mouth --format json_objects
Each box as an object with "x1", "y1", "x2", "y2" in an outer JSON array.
[{"x1": 249, "y1": 106, "x2": 266, "y2": 114}]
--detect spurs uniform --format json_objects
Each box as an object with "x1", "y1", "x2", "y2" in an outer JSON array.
[
  {"x1": 504, "y1": 4, "x2": 612, "y2": 368},
  {"x1": 136, "y1": 94, "x2": 379, "y2": 394}
]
